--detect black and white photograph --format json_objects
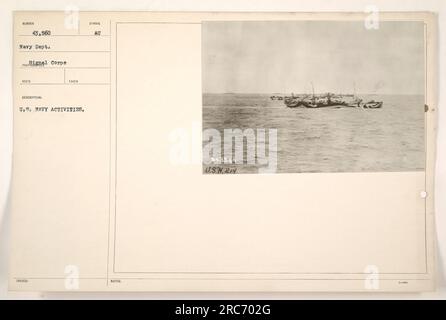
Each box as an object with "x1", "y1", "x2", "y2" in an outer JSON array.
[{"x1": 202, "y1": 21, "x2": 426, "y2": 173}]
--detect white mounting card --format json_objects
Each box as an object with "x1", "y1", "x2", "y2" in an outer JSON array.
[{"x1": 10, "y1": 11, "x2": 437, "y2": 292}]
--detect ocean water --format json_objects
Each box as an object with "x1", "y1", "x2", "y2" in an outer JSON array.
[{"x1": 202, "y1": 93, "x2": 425, "y2": 173}]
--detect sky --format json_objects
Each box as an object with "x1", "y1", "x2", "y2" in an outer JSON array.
[{"x1": 202, "y1": 21, "x2": 425, "y2": 95}]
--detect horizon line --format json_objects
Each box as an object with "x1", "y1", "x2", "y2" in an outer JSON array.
[{"x1": 203, "y1": 92, "x2": 425, "y2": 96}]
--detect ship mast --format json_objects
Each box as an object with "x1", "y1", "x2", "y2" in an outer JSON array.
[{"x1": 310, "y1": 81, "x2": 315, "y2": 104}]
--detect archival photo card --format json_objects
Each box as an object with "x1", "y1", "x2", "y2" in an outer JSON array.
[
  {"x1": 9, "y1": 11, "x2": 436, "y2": 292},
  {"x1": 202, "y1": 21, "x2": 425, "y2": 174}
]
